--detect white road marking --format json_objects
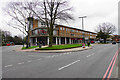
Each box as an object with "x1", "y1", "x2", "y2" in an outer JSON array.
[
  {"x1": 28, "y1": 60, "x2": 32, "y2": 62},
  {"x1": 59, "y1": 54, "x2": 63, "y2": 56},
  {"x1": 37, "y1": 59, "x2": 41, "y2": 60},
  {"x1": 18, "y1": 62, "x2": 24, "y2": 64},
  {"x1": 46, "y1": 56, "x2": 51, "y2": 58},
  {"x1": 58, "y1": 60, "x2": 80, "y2": 70},
  {"x1": 64, "y1": 53, "x2": 67, "y2": 54},
  {"x1": 66, "y1": 53, "x2": 69, "y2": 54},
  {"x1": 6, "y1": 70, "x2": 10, "y2": 72},
  {"x1": 86, "y1": 53, "x2": 95, "y2": 58},
  {"x1": 5, "y1": 65, "x2": 13, "y2": 68},
  {"x1": 55, "y1": 55, "x2": 59, "y2": 57},
  {"x1": 51, "y1": 55, "x2": 55, "y2": 58}
]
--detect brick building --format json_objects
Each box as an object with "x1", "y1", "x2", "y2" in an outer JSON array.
[{"x1": 28, "y1": 17, "x2": 97, "y2": 46}]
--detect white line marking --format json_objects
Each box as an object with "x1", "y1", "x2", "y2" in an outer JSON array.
[
  {"x1": 37, "y1": 59, "x2": 41, "y2": 60},
  {"x1": 63, "y1": 53, "x2": 66, "y2": 54},
  {"x1": 86, "y1": 53, "x2": 95, "y2": 58},
  {"x1": 18, "y1": 62, "x2": 24, "y2": 64},
  {"x1": 51, "y1": 55, "x2": 55, "y2": 58},
  {"x1": 64, "y1": 53, "x2": 67, "y2": 54},
  {"x1": 58, "y1": 60, "x2": 80, "y2": 70},
  {"x1": 28, "y1": 60, "x2": 32, "y2": 62},
  {"x1": 55, "y1": 55, "x2": 58, "y2": 57},
  {"x1": 66, "y1": 53, "x2": 69, "y2": 54},
  {"x1": 5, "y1": 65, "x2": 13, "y2": 68},
  {"x1": 59, "y1": 54, "x2": 63, "y2": 56}
]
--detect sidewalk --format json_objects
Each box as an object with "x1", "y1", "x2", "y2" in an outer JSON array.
[{"x1": 17, "y1": 45, "x2": 94, "y2": 53}]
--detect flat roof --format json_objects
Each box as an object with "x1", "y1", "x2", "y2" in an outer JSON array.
[{"x1": 57, "y1": 25, "x2": 97, "y2": 34}]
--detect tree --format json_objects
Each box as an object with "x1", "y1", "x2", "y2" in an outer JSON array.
[
  {"x1": 4, "y1": 1, "x2": 37, "y2": 48},
  {"x1": 30, "y1": 0, "x2": 73, "y2": 47},
  {"x1": 96, "y1": 22, "x2": 116, "y2": 43},
  {"x1": 13, "y1": 36, "x2": 23, "y2": 45},
  {"x1": 4, "y1": 0, "x2": 73, "y2": 47}
]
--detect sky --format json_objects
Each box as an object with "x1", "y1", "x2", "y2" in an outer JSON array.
[{"x1": 0, "y1": 0, "x2": 119, "y2": 36}]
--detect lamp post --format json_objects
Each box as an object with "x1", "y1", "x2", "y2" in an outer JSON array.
[
  {"x1": 23, "y1": 27, "x2": 24, "y2": 48},
  {"x1": 79, "y1": 16, "x2": 87, "y2": 43},
  {"x1": 78, "y1": 16, "x2": 87, "y2": 30}
]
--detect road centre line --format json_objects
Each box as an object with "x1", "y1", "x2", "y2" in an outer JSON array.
[
  {"x1": 86, "y1": 53, "x2": 95, "y2": 58},
  {"x1": 28, "y1": 60, "x2": 32, "y2": 62},
  {"x1": 58, "y1": 60, "x2": 80, "y2": 71},
  {"x1": 18, "y1": 62, "x2": 24, "y2": 64},
  {"x1": 5, "y1": 65, "x2": 13, "y2": 68},
  {"x1": 37, "y1": 59, "x2": 41, "y2": 60}
]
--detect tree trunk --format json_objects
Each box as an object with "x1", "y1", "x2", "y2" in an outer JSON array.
[
  {"x1": 26, "y1": 34, "x2": 30, "y2": 48},
  {"x1": 49, "y1": 33, "x2": 53, "y2": 47},
  {"x1": 26, "y1": 29, "x2": 30, "y2": 48},
  {"x1": 48, "y1": 24, "x2": 53, "y2": 47},
  {"x1": 104, "y1": 38, "x2": 106, "y2": 43}
]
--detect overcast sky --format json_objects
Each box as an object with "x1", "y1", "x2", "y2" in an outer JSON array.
[{"x1": 0, "y1": 0, "x2": 119, "y2": 36}]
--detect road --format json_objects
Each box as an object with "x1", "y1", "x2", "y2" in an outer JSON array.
[{"x1": 2, "y1": 44, "x2": 118, "y2": 79}]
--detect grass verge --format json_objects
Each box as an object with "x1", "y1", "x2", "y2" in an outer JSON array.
[
  {"x1": 36, "y1": 44, "x2": 89, "y2": 50},
  {"x1": 22, "y1": 46, "x2": 39, "y2": 50}
]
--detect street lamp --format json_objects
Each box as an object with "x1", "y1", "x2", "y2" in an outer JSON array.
[
  {"x1": 78, "y1": 16, "x2": 87, "y2": 30},
  {"x1": 79, "y1": 16, "x2": 87, "y2": 43},
  {"x1": 23, "y1": 27, "x2": 24, "y2": 48}
]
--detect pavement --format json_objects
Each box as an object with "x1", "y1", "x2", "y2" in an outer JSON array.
[
  {"x1": 17, "y1": 44, "x2": 94, "y2": 53},
  {"x1": 2, "y1": 44, "x2": 118, "y2": 78}
]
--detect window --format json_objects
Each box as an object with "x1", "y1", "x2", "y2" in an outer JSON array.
[
  {"x1": 82, "y1": 32, "x2": 85, "y2": 34},
  {"x1": 63, "y1": 27, "x2": 65, "y2": 30},
  {"x1": 71, "y1": 33, "x2": 74, "y2": 36},
  {"x1": 38, "y1": 21, "x2": 41, "y2": 27},
  {"x1": 53, "y1": 30, "x2": 57, "y2": 35},
  {"x1": 41, "y1": 22, "x2": 45, "y2": 25},
  {"x1": 66, "y1": 28, "x2": 68, "y2": 32},
  {"x1": 60, "y1": 27, "x2": 62, "y2": 30},
  {"x1": 71, "y1": 30, "x2": 74, "y2": 32},
  {"x1": 35, "y1": 30, "x2": 37, "y2": 35}
]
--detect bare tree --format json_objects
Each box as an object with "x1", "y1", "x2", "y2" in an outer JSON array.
[
  {"x1": 95, "y1": 22, "x2": 116, "y2": 43},
  {"x1": 4, "y1": 1, "x2": 38, "y2": 48},
  {"x1": 30, "y1": 0, "x2": 74, "y2": 47}
]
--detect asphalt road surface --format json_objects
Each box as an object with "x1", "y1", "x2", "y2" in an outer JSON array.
[{"x1": 2, "y1": 44, "x2": 118, "y2": 78}]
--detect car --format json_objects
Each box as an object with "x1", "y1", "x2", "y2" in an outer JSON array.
[
  {"x1": 6, "y1": 43, "x2": 10, "y2": 46},
  {"x1": 91, "y1": 41, "x2": 95, "y2": 43},
  {"x1": 117, "y1": 41, "x2": 120, "y2": 43},
  {"x1": 112, "y1": 42, "x2": 116, "y2": 44},
  {"x1": 6, "y1": 42, "x2": 15, "y2": 46},
  {"x1": 10, "y1": 42, "x2": 15, "y2": 46}
]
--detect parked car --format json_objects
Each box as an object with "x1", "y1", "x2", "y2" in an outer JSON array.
[
  {"x1": 117, "y1": 41, "x2": 120, "y2": 43},
  {"x1": 95, "y1": 41, "x2": 100, "y2": 43},
  {"x1": 91, "y1": 41, "x2": 95, "y2": 43},
  {"x1": 112, "y1": 42, "x2": 116, "y2": 44},
  {"x1": 6, "y1": 42, "x2": 15, "y2": 46},
  {"x1": 6, "y1": 43, "x2": 10, "y2": 46}
]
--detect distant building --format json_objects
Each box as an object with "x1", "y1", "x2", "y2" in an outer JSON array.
[{"x1": 28, "y1": 18, "x2": 97, "y2": 45}]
